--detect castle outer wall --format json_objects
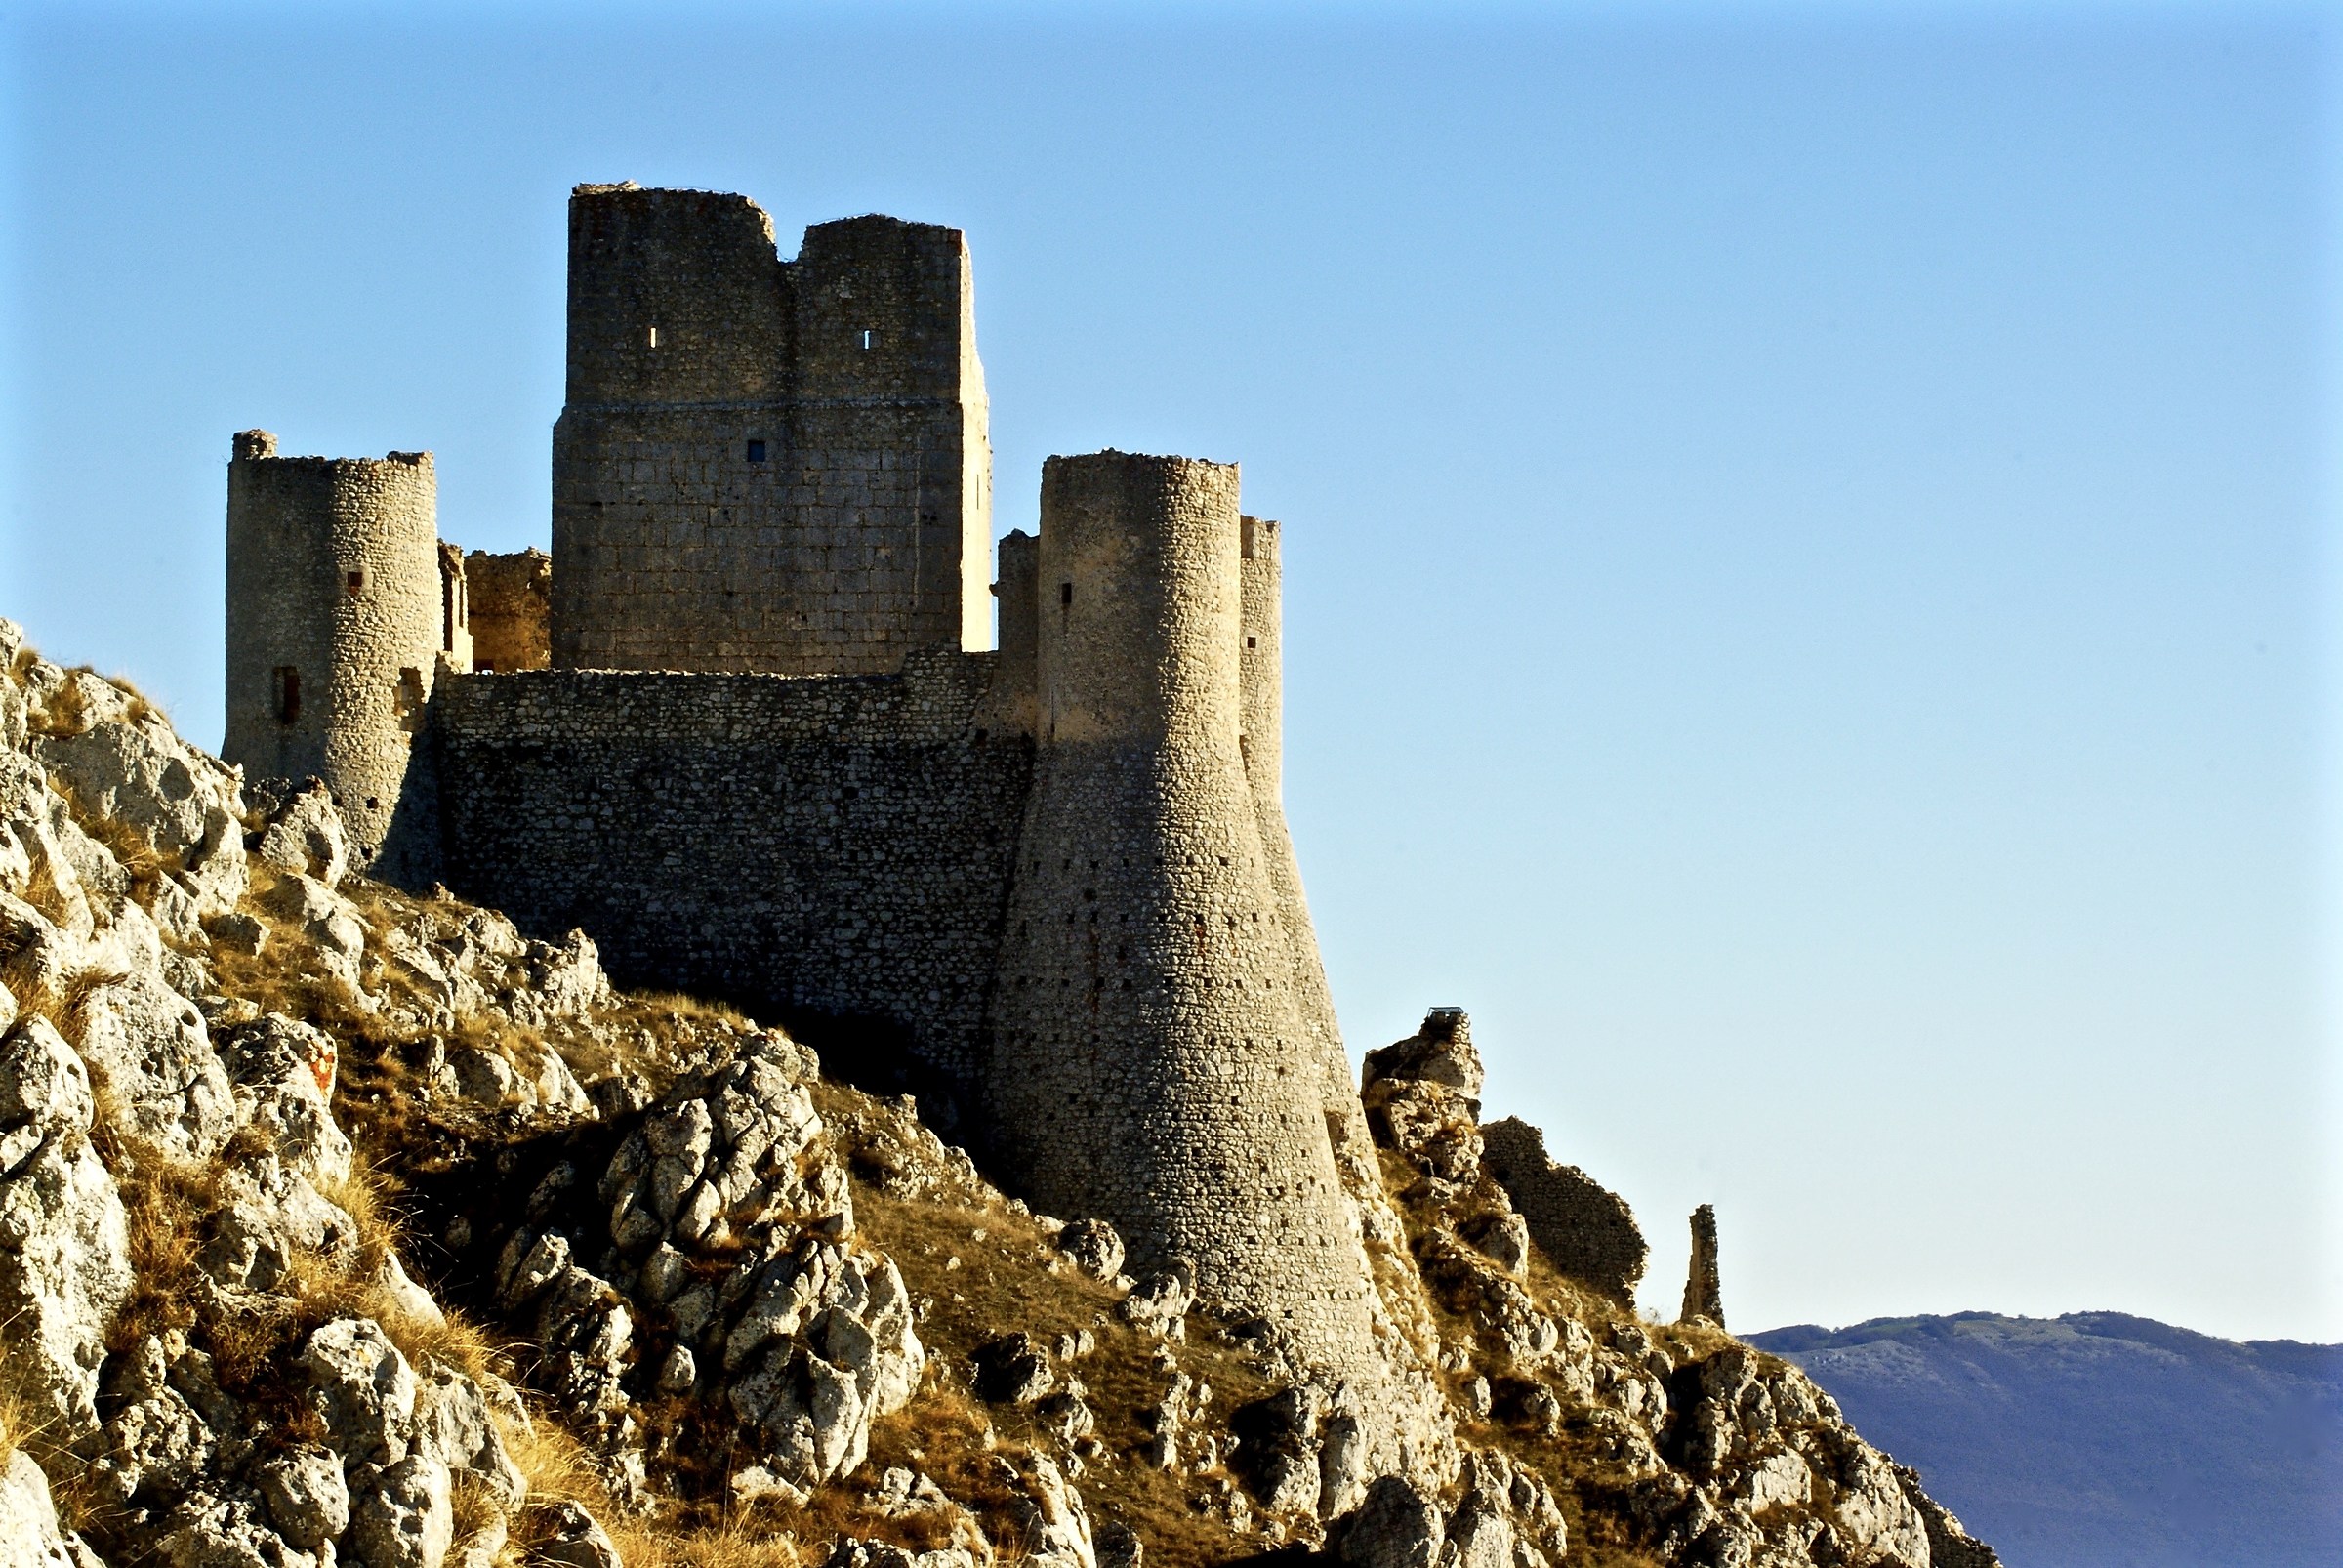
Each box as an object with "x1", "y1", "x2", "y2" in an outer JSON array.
[{"x1": 431, "y1": 650, "x2": 1031, "y2": 1121}]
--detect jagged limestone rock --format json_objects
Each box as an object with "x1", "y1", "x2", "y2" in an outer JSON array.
[
  {"x1": 36, "y1": 705, "x2": 249, "y2": 919},
  {"x1": 299, "y1": 1317, "x2": 419, "y2": 1466},
  {"x1": 347, "y1": 1453, "x2": 455, "y2": 1568},
  {"x1": 68, "y1": 971, "x2": 235, "y2": 1164},
  {"x1": 252, "y1": 781, "x2": 350, "y2": 889},
  {"x1": 255, "y1": 1446, "x2": 350, "y2": 1550},
  {"x1": 532, "y1": 1502, "x2": 622, "y2": 1568},
  {"x1": 0, "y1": 1015, "x2": 132, "y2": 1442},
  {"x1": 0, "y1": 1437, "x2": 101, "y2": 1568}
]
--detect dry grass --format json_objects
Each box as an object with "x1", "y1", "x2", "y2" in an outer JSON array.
[
  {"x1": 21, "y1": 665, "x2": 160, "y2": 740},
  {"x1": 820, "y1": 1091, "x2": 1281, "y2": 1568}
]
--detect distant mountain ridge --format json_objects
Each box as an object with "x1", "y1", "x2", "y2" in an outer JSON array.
[{"x1": 1748, "y1": 1311, "x2": 2343, "y2": 1568}]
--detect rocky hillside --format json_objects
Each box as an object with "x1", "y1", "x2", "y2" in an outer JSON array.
[
  {"x1": 1750, "y1": 1314, "x2": 2343, "y2": 1568},
  {"x1": 0, "y1": 622, "x2": 1997, "y2": 1568}
]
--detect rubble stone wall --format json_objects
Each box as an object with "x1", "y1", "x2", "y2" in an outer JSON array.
[
  {"x1": 431, "y1": 649, "x2": 1030, "y2": 1115},
  {"x1": 1239, "y1": 516, "x2": 1360, "y2": 1152},
  {"x1": 465, "y1": 549, "x2": 552, "y2": 671},
  {"x1": 1480, "y1": 1117, "x2": 1649, "y2": 1305}
]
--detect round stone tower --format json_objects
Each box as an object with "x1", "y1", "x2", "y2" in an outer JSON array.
[
  {"x1": 1238, "y1": 516, "x2": 1372, "y2": 1172},
  {"x1": 222, "y1": 431, "x2": 441, "y2": 869},
  {"x1": 988, "y1": 451, "x2": 1397, "y2": 1392}
]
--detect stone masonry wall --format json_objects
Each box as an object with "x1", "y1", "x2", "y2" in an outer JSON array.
[
  {"x1": 1480, "y1": 1116, "x2": 1649, "y2": 1305},
  {"x1": 985, "y1": 452, "x2": 1398, "y2": 1401},
  {"x1": 431, "y1": 649, "x2": 1029, "y2": 1120},
  {"x1": 222, "y1": 432, "x2": 440, "y2": 871},
  {"x1": 1239, "y1": 516, "x2": 1367, "y2": 1166},
  {"x1": 465, "y1": 549, "x2": 551, "y2": 671},
  {"x1": 551, "y1": 187, "x2": 990, "y2": 676}
]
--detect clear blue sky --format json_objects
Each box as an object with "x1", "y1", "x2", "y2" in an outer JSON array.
[{"x1": 3, "y1": 0, "x2": 2334, "y2": 1341}]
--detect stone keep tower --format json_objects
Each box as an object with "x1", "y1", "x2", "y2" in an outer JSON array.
[
  {"x1": 552, "y1": 184, "x2": 993, "y2": 675},
  {"x1": 222, "y1": 432, "x2": 449, "y2": 867},
  {"x1": 987, "y1": 452, "x2": 1388, "y2": 1383}
]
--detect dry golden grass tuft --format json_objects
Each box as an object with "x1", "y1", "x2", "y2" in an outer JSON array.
[{"x1": 20, "y1": 665, "x2": 160, "y2": 740}]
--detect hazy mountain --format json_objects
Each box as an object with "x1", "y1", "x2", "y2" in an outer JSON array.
[{"x1": 1748, "y1": 1312, "x2": 2343, "y2": 1568}]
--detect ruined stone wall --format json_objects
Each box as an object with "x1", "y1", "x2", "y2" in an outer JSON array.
[
  {"x1": 222, "y1": 432, "x2": 440, "y2": 871},
  {"x1": 551, "y1": 186, "x2": 990, "y2": 675},
  {"x1": 436, "y1": 542, "x2": 473, "y2": 672},
  {"x1": 1682, "y1": 1203, "x2": 1724, "y2": 1328},
  {"x1": 1479, "y1": 1117, "x2": 1648, "y2": 1305},
  {"x1": 465, "y1": 549, "x2": 551, "y2": 671},
  {"x1": 991, "y1": 529, "x2": 1040, "y2": 737},
  {"x1": 985, "y1": 452, "x2": 1392, "y2": 1392},
  {"x1": 430, "y1": 649, "x2": 1029, "y2": 1119}
]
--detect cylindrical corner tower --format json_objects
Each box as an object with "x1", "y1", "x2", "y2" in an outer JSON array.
[
  {"x1": 1239, "y1": 516, "x2": 1366, "y2": 1161},
  {"x1": 987, "y1": 452, "x2": 1392, "y2": 1388},
  {"x1": 223, "y1": 432, "x2": 441, "y2": 869}
]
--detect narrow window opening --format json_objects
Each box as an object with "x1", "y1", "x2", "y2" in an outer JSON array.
[
  {"x1": 1060, "y1": 582, "x2": 1073, "y2": 606},
  {"x1": 647, "y1": 325, "x2": 659, "y2": 348},
  {"x1": 1247, "y1": 636, "x2": 1257, "y2": 649},
  {"x1": 746, "y1": 439, "x2": 767, "y2": 463},
  {"x1": 345, "y1": 569, "x2": 365, "y2": 595},
  {"x1": 858, "y1": 328, "x2": 876, "y2": 351},
  {"x1": 271, "y1": 666, "x2": 300, "y2": 724}
]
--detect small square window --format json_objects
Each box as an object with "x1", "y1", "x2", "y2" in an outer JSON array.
[
  {"x1": 746, "y1": 440, "x2": 767, "y2": 463},
  {"x1": 1247, "y1": 636, "x2": 1257, "y2": 649},
  {"x1": 345, "y1": 570, "x2": 365, "y2": 594}
]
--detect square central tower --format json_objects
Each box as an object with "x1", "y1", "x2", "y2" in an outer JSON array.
[{"x1": 552, "y1": 185, "x2": 993, "y2": 673}]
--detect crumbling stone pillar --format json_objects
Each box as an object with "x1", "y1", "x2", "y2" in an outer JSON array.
[{"x1": 1680, "y1": 1203, "x2": 1724, "y2": 1328}]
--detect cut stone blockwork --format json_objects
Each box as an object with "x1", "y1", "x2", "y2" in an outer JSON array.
[{"x1": 552, "y1": 186, "x2": 992, "y2": 677}]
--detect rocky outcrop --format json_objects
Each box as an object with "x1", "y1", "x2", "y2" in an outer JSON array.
[
  {"x1": 0, "y1": 623, "x2": 1994, "y2": 1568},
  {"x1": 0, "y1": 1016, "x2": 131, "y2": 1443}
]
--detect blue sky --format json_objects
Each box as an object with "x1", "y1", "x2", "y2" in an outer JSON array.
[{"x1": 3, "y1": 0, "x2": 2334, "y2": 1341}]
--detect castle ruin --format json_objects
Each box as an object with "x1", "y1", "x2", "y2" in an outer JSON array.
[{"x1": 223, "y1": 184, "x2": 1424, "y2": 1435}]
